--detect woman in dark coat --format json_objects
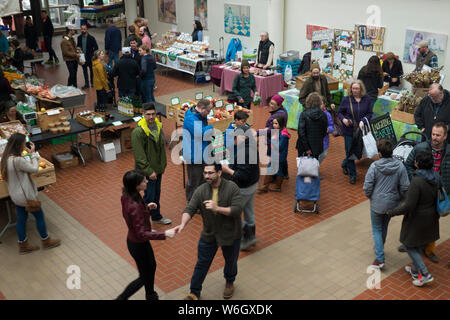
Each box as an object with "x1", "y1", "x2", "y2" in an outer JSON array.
[
  {"x1": 387, "y1": 151, "x2": 440, "y2": 287},
  {"x1": 24, "y1": 16, "x2": 38, "y2": 50},
  {"x1": 382, "y1": 52, "x2": 403, "y2": 87},
  {"x1": 358, "y1": 55, "x2": 383, "y2": 105}
]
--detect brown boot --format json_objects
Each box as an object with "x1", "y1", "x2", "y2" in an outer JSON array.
[
  {"x1": 268, "y1": 176, "x2": 283, "y2": 192},
  {"x1": 19, "y1": 240, "x2": 40, "y2": 255},
  {"x1": 41, "y1": 237, "x2": 61, "y2": 250},
  {"x1": 257, "y1": 175, "x2": 272, "y2": 194},
  {"x1": 223, "y1": 281, "x2": 234, "y2": 299}
]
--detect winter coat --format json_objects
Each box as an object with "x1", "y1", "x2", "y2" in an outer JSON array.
[
  {"x1": 414, "y1": 90, "x2": 450, "y2": 143},
  {"x1": 6, "y1": 155, "x2": 40, "y2": 207},
  {"x1": 232, "y1": 73, "x2": 256, "y2": 107},
  {"x1": 112, "y1": 55, "x2": 140, "y2": 91},
  {"x1": 24, "y1": 23, "x2": 38, "y2": 50},
  {"x1": 11, "y1": 48, "x2": 24, "y2": 72},
  {"x1": 131, "y1": 118, "x2": 167, "y2": 177},
  {"x1": 357, "y1": 68, "x2": 383, "y2": 103},
  {"x1": 140, "y1": 54, "x2": 156, "y2": 81},
  {"x1": 389, "y1": 170, "x2": 440, "y2": 248},
  {"x1": 42, "y1": 17, "x2": 53, "y2": 37},
  {"x1": 298, "y1": 74, "x2": 333, "y2": 107},
  {"x1": 382, "y1": 59, "x2": 403, "y2": 87},
  {"x1": 363, "y1": 157, "x2": 410, "y2": 214},
  {"x1": 404, "y1": 141, "x2": 450, "y2": 193},
  {"x1": 61, "y1": 35, "x2": 78, "y2": 62},
  {"x1": 296, "y1": 107, "x2": 328, "y2": 158},
  {"x1": 77, "y1": 33, "x2": 98, "y2": 66},
  {"x1": 92, "y1": 59, "x2": 109, "y2": 91},
  {"x1": 337, "y1": 95, "x2": 374, "y2": 137},
  {"x1": 297, "y1": 52, "x2": 311, "y2": 75},
  {"x1": 105, "y1": 25, "x2": 122, "y2": 53},
  {"x1": 228, "y1": 139, "x2": 260, "y2": 189},
  {"x1": 182, "y1": 106, "x2": 214, "y2": 164},
  {"x1": 323, "y1": 109, "x2": 334, "y2": 150},
  {"x1": 225, "y1": 38, "x2": 242, "y2": 62}
]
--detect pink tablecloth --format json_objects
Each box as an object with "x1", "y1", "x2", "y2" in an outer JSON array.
[{"x1": 219, "y1": 67, "x2": 284, "y2": 107}]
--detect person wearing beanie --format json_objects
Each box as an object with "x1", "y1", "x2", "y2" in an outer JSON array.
[
  {"x1": 415, "y1": 40, "x2": 438, "y2": 72},
  {"x1": 112, "y1": 47, "x2": 140, "y2": 97},
  {"x1": 232, "y1": 60, "x2": 259, "y2": 109},
  {"x1": 298, "y1": 64, "x2": 335, "y2": 110}
]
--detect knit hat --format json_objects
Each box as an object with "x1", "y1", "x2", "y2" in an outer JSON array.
[
  {"x1": 310, "y1": 63, "x2": 321, "y2": 71},
  {"x1": 271, "y1": 94, "x2": 284, "y2": 106},
  {"x1": 122, "y1": 47, "x2": 131, "y2": 55},
  {"x1": 418, "y1": 40, "x2": 429, "y2": 48}
]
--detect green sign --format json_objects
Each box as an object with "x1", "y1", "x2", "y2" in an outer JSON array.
[
  {"x1": 370, "y1": 113, "x2": 397, "y2": 145},
  {"x1": 93, "y1": 117, "x2": 104, "y2": 125}
]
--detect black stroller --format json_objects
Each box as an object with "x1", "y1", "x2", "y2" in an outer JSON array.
[{"x1": 392, "y1": 131, "x2": 427, "y2": 163}]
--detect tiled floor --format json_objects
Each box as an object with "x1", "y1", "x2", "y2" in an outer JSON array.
[{"x1": 1, "y1": 27, "x2": 448, "y2": 300}]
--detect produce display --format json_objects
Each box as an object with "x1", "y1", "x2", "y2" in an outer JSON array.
[
  {"x1": 24, "y1": 83, "x2": 57, "y2": 99},
  {"x1": 404, "y1": 69, "x2": 441, "y2": 88},
  {"x1": 397, "y1": 93, "x2": 423, "y2": 114},
  {"x1": 0, "y1": 121, "x2": 29, "y2": 139}
]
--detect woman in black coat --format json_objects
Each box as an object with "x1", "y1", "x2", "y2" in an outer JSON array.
[
  {"x1": 387, "y1": 151, "x2": 440, "y2": 287},
  {"x1": 24, "y1": 17, "x2": 38, "y2": 50},
  {"x1": 358, "y1": 55, "x2": 383, "y2": 105},
  {"x1": 382, "y1": 52, "x2": 403, "y2": 87}
]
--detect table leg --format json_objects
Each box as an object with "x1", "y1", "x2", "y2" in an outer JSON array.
[
  {"x1": 0, "y1": 200, "x2": 17, "y2": 243},
  {"x1": 182, "y1": 161, "x2": 186, "y2": 189},
  {"x1": 71, "y1": 135, "x2": 86, "y2": 166}
]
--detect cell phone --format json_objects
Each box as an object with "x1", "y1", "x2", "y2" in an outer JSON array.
[{"x1": 26, "y1": 142, "x2": 31, "y2": 149}]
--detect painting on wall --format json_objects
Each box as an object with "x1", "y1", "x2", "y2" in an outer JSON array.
[
  {"x1": 355, "y1": 24, "x2": 386, "y2": 52},
  {"x1": 306, "y1": 25, "x2": 328, "y2": 40},
  {"x1": 403, "y1": 29, "x2": 447, "y2": 65},
  {"x1": 194, "y1": 0, "x2": 208, "y2": 30},
  {"x1": 158, "y1": 0, "x2": 177, "y2": 25},
  {"x1": 224, "y1": 3, "x2": 250, "y2": 37}
]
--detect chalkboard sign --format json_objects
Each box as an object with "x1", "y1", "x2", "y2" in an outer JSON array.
[{"x1": 370, "y1": 113, "x2": 397, "y2": 145}]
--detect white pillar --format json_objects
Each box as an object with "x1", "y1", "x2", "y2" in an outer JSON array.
[
  {"x1": 267, "y1": 0, "x2": 285, "y2": 63},
  {"x1": 124, "y1": 0, "x2": 138, "y2": 27}
]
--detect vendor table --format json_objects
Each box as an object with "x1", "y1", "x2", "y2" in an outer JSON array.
[
  {"x1": 64, "y1": 3, "x2": 124, "y2": 20},
  {"x1": 23, "y1": 57, "x2": 44, "y2": 75},
  {"x1": 151, "y1": 49, "x2": 205, "y2": 77},
  {"x1": 219, "y1": 66, "x2": 284, "y2": 108},
  {"x1": 210, "y1": 64, "x2": 224, "y2": 90}
]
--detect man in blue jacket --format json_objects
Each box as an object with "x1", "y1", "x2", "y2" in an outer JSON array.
[
  {"x1": 77, "y1": 24, "x2": 98, "y2": 89},
  {"x1": 105, "y1": 18, "x2": 122, "y2": 68},
  {"x1": 182, "y1": 99, "x2": 214, "y2": 201}
]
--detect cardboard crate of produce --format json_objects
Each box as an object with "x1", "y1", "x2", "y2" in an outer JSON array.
[
  {"x1": 36, "y1": 107, "x2": 66, "y2": 132},
  {"x1": 209, "y1": 112, "x2": 233, "y2": 133},
  {"x1": 52, "y1": 152, "x2": 79, "y2": 169},
  {"x1": 76, "y1": 112, "x2": 106, "y2": 128},
  {"x1": 391, "y1": 109, "x2": 415, "y2": 125},
  {"x1": 0, "y1": 120, "x2": 30, "y2": 139},
  {"x1": 120, "y1": 127, "x2": 133, "y2": 152},
  {"x1": 295, "y1": 72, "x2": 339, "y2": 91},
  {"x1": 177, "y1": 108, "x2": 186, "y2": 126},
  {"x1": 166, "y1": 104, "x2": 180, "y2": 120}
]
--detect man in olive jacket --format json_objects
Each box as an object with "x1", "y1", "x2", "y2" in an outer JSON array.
[
  {"x1": 298, "y1": 64, "x2": 335, "y2": 110},
  {"x1": 131, "y1": 103, "x2": 171, "y2": 225},
  {"x1": 61, "y1": 27, "x2": 80, "y2": 88},
  {"x1": 173, "y1": 164, "x2": 242, "y2": 300}
]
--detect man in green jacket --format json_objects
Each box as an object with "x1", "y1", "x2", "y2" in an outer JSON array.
[
  {"x1": 173, "y1": 164, "x2": 242, "y2": 300},
  {"x1": 298, "y1": 64, "x2": 335, "y2": 110},
  {"x1": 131, "y1": 102, "x2": 171, "y2": 225}
]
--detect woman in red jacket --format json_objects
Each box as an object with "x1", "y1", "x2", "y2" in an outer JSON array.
[{"x1": 117, "y1": 170, "x2": 176, "y2": 300}]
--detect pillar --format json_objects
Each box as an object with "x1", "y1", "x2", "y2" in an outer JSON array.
[
  {"x1": 267, "y1": 0, "x2": 285, "y2": 62},
  {"x1": 124, "y1": 0, "x2": 138, "y2": 27}
]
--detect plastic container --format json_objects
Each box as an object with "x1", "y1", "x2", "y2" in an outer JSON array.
[{"x1": 279, "y1": 50, "x2": 300, "y2": 62}]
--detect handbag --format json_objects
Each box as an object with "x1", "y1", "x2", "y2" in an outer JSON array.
[
  {"x1": 437, "y1": 187, "x2": 450, "y2": 217},
  {"x1": 296, "y1": 156, "x2": 320, "y2": 177},
  {"x1": 13, "y1": 158, "x2": 41, "y2": 212},
  {"x1": 362, "y1": 118, "x2": 378, "y2": 159},
  {"x1": 348, "y1": 98, "x2": 364, "y2": 160},
  {"x1": 331, "y1": 109, "x2": 343, "y2": 137}
]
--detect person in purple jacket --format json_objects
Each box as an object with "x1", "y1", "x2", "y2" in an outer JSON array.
[
  {"x1": 338, "y1": 80, "x2": 373, "y2": 184},
  {"x1": 319, "y1": 97, "x2": 334, "y2": 166}
]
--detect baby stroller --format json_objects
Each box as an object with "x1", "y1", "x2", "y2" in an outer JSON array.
[{"x1": 392, "y1": 131, "x2": 427, "y2": 163}]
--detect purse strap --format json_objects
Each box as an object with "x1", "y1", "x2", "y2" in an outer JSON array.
[{"x1": 349, "y1": 98, "x2": 356, "y2": 125}]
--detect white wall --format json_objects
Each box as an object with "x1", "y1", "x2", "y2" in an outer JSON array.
[
  {"x1": 142, "y1": 0, "x2": 272, "y2": 58},
  {"x1": 284, "y1": 0, "x2": 450, "y2": 86}
]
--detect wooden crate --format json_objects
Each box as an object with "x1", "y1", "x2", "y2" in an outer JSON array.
[
  {"x1": 52, "y1": 152, "x2": 79, "y2": 169},
  {"x1": 295, "y1": 72, "x2": 339, "y2": 91},
  {"x1": 76, "y1": 112, "x2": 106, "y2": 128},
  {"x1": 166, "y1": 104, "x2": 180, "y2": 120},
  {"x1": 391, "y1": 109, "x2": 415, "y2": 125},
  {"x1": 36, "y1": 108, "x2": 66, "y2": 132},
  {"x1": 378, "y1": 83, "x2": 390, "y2": 96},
  {"x1": 209, "y1": 112, "x2": 233, "y2": 133},
  {"x1": 0, "y1": 120, "x2": 30, "y2": 139}
]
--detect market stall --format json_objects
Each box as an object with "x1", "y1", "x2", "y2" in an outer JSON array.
[{"x1": 63, "y1": 2, "x2": 124, "y2": 20}]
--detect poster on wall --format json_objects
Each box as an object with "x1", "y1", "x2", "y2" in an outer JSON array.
[
  {"x1": 311, "y1": 29, "x2": 334, "y2": 74},
  {"x1": 194, "y1": 0, "x2": 208, "y2": 30},
  {"x1": 306, "y1": 25, "x2": 328, "y2": 40},
  {"x1": 403, "y1": 29, "x2": 448, "y2": 65},
  {"x1": 333, "y1": 29, "x2": 356, "y2": 81},
  {"x1": 224, "y1": 3, "x2": 250, "y2": 37},
  {"x1": 355, "y1": 24, "x2": 386, "y2": 52},
  {"x1": 158, "y1": 0, "x2": 177, "y2": 25}
]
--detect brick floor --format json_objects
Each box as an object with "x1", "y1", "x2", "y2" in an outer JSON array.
[{"x1": 354, "y1": 239, "x2": 450, "y2": 300}]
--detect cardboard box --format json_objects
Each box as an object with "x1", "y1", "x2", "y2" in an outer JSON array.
[
  {"x1": 391, "y1": 109, "x2": 415, "y2": 125},
  {"x1": 99, "y1": 142, "x2": 117, "y2": 162},
  {"x1": 52, "y1": 152, "x2": 79, "y2": 169},
  {"x1": 36, "y1": 108, "x2": 66, "y2": 132},
  {"x1": 102, "y1": 139, "x2": 122, "y2": 154},
  {"x1": 120, "y1": 127, "x2": 133, "y2": 152},
  {"x1": 295, "y1": 72, "x2": 339, "y2": 91}
]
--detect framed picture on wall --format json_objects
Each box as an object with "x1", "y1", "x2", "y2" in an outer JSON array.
[
  {"x1": 355, "y1": 24, "x2": 386, "y2": 52},
  {"x1": 224, "y1": 3, "x2": 250, "y2": 37},
  {"x1": 403, "y1": 29, "x2": 447, "y2": 65},
  {"x1": 194, "y1": 0, "x2": 208, "y2": 30},
  {"x1": 158, "y1": 0, "x2": 177, "y2": 25}
]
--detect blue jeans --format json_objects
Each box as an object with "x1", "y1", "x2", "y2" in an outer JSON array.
[
  {"x1": 143, "y1": 174, "x2": 163, "y2": 221},
  {"x1": 370, "y1": 210, "x2": 391, "y2": 262},
  {"x1": 406, "y1": 246, "x2": 429, "y2": 276},
  {"x1": 241, "y1": 190, "x2": 256, "y2": 227},
  {"x1": 190, "y1": 238, "x2": 240, "y2": 297},
  {"x1": 118, "y1": 88, "x2": 136, "y2": 98},
  {"x1": 141, "y1": 79, "x2": 155, "y2": 103},
  {"x1": 16, "y1": 206, "x2": 48, "y2": 242},
  {"x1": 342, "y1": 135, "x2": 356, "y2": 178},
  {"x1": 108, "y1": 50, "x2": 119, "y2": 67}
]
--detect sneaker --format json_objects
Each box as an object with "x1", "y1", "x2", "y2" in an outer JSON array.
[
  {"x1": 412, "y1": 273, "x2": 434, "y2": 287},
  {"x1": 82, "y1": 85, "x2": 89, "y2": 90},
  {"x1": 153, "y1": 218, "x2": 172, "y2": 225},
  {"x1": 371, "y1": 259, "x2": 385, "y2": 269},
  {"x1": 44, "y1": 60, "x2": 54, "y2": 65},
  {"x1": 183, "y1": 293, "x2": 199, "y2": 300},
  {"x1": 342, "y1": 167, "x2": 349, "y2": 175},
  {"x1": 55, "y1": 59, "x2": 59, "y2": 65},
  {"x1": 350, "y1": 176, "x2": 356, "y2": 184},
  {"x1": 426, "y1": 254, "x2": 440, "y2": 263},
  {"x1": 223, "y1": 281, "x2": 234, "y2": 299},
  {"x1": 398, "y1": 244, "x2": 407, "y2": 253},
  {"x1": 405, "y1": 266, "x2": 419, "y2": 280}
]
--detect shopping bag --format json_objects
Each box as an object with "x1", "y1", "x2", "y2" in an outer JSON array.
[
  {"x1": 296, "y1": 156, "x2": 319, "y2": 177},
  {"x1": 437, "y1": 187, "x2": 450, "y2": 217},
  {"x1": 79, "y1": 53, "x2": 86, "y2": 64},
  {"x1": 362, "y1": 119, "x2": 378, "y2": 159},
  {"x1": 284, "y1": 65, "x2": 292, "y2": 82},
  {"x1": 331, "y1": 110, "x2": 343, "y2": 137},
  {"x1": 295, "y1": 175, "x2": 320, "y2": 201}
]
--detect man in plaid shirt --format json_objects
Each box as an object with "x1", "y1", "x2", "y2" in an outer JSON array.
[{"x1": 415, "y1": 40, "x2": 438, "y2": 71}]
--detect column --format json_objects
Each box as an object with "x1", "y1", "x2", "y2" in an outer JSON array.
[
  {"x1": 267, "y1": 0, "x2": 285, "y2": 63},
  {"x1": 124, "y1": 0, "x2": 138, "y2": 27}
]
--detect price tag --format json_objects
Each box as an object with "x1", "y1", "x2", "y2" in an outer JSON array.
[
  {"x1": 93, "y1": 117, "x2": 104, "y2": 125},
  {"x1": 171, "y1": 97, "x2": 180, "y2": 105},
  {"x1": 215, "y1": 100, "x2": 224, "y2": 108},
  {"x1": 225, "y1": 104, "x2": 234, "y2": 112},
  {"x1": 205, "y1": 96, "x2": 213, "y2": 100},
  {"x1": 195, "y1": 92, "x2": 203, "y2": 100},
  {"x1": 46, "y1": 109, "x2": 61, "y2": 116},
  {"x1": 208, "y1": 109, "x2": 214, "y2": 117},
  {"x1": 133, "y1": 116, "x2": 142, "y2": 122},
  {"x1": 112, "y1": 121, "x2": 123, "y2": 126}
]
